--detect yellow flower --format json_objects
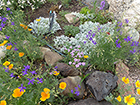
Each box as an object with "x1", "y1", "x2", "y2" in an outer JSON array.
[
  {"x1": 28, "y1": 29, "x2": 32, "y2": 31},
  {"x1": 36, "y1": 19, "x2": 41, "y2": 22},
  {"x1": 84, "y1": 55, "x2": 89, "y2": 58},
  {"x1": 0, "y1": 40, "x2": 8, "y2": 46},
  {"x1": 6, "y1": 45, "x2": 12, "y2": 50},
  {"x1": 59, "y1": 82, "x2": 66, "y2": 90},
  {"x1": 8, "y1": 64, "x2": 13, "y2": 70},
  {"x1": 40, "y1": 88, "x2": 50, "y2": 101},
  {"x1": 20, "y1": 24, "x2": 25, "y2": 27},
  {"x1": 3, "y1": 61, "x2": 10, "y2": 66},
  {"x1": 122, "y1": 77, "x2": 129, "y2": 84},
  {"x1": 19, "y1": 52, "x2": 24, "y2": 57},
  {"x1": 137, "y1": 89, "x2": 140, "y2": 95},
  {"x1": 124, "y1": 95, "x2": 136, "y2": 105},
  {"x1": 135, "y1": 80, "x2": 140, "y2": 88},
  {"x1": 53, "y1": 71, "x2": 60, "y2": 76},
  {"x1": 12, "y1": 88, "x2": 25, "y2": 98},
  {"x1": 116, "y1": 95, "x2": 121, "y2": 102},
  {"x1": 0, "y1": 100, "x2": 7, "y2": 105}
]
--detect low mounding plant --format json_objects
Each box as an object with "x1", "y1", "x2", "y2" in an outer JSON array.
[
  {"x1": 28, "y1": 17, "x2": 62, "y2": 36},
  {"x1": 64, "y1": 25, "x2": 80, "y2": 37}
]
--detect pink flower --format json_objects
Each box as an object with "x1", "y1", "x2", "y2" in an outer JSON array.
[
  {"x1": 78, "y1": 62, "x2": 82, "y2": 65},
  {"x1": 82, "y1": 62, "x2": 85, "y2": 66},
  {"x1": 77, "y1": 45, "x2": 81, "y2": 48},
  {"x1": 73, "y1": 62, "x2": 76, "y2": 65},
  {"x1": 70, "y1": 46, "x2": 72, "y2": 49},
  {"x1": 69, "y1": 62, "x2": 72, "y2": 65},
  {"x1": 75, "y1": 64, "x2": 79, "y2": 68},
  {"x1": 68, "y1": 49, "x2": 70, "y2": 52}
]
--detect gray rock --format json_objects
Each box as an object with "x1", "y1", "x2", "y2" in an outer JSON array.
[
  {"x1": 44, "y1": 51, "x2": 63, "y2": 66},
  {"x1": 83, "y1": 0, "x2": 109, "y2": 10},
  {"x1": 60, "y1": 76, "x2": 85, "y2": 99},
  {"x1": 86, "y1": 71, "x2": 118, "y2": 101},
  {"x1": 0, "y1": 46, "x2": 6, "y2": 59},
  {"x1": 68, "y1": 98, "x2": 112, "y2": 105},
  {"x1": 65, "y1": 13, "x2": 79, "y2": 23},
  {"x1": 56, "y1": 63, "x2": 80, "y2": 76}
]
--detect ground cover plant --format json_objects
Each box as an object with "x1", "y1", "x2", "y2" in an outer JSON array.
[{"x1": 0, "y1": 0, "x2": 140, "y2": 105}]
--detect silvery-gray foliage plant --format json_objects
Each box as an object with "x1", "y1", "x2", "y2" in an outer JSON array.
[
  {"x1": 54, "y1": 20, "x2": 117, "y2": 54},
  {"x1": 28, "y1": 17, "x2": 61, "y2": 36}
]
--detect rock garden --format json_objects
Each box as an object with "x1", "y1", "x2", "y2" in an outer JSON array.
[{"x1": 0, "y1": 0, "x2": 140, "y2": 105}]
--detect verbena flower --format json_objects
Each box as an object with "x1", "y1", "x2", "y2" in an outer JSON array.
[
  {"x1": 37, "y1": 78, "x2": 43, "y2": 84},
  {"x1": 116, "y1": 95, "x2": 121, "y2": 102},
  {"x1": 12, "y1": 88, "x2": 25, "y2": 98},
  {"x1": 122, "y1": 77, "x2": 129, "y2": 84},
  {"x1": 124, "y1": 36, "x2": 132, "y2": 42},
  {"x1": 14, "y1": 47, "x2": 18, "y2": 51},
  {"x1": 5, "y1": 35, "x2": 10, "y2": 40},
  {"x1": 125, "y1": 19, "x2": 129, "y2": 24},
  {"x1": 130, "y1": 48, "x2": 136, "y2": 54},
  {"x1": 19, "y1": 52, "x2": 24, "y2": 57},
  {"x1": 40, "y1": 88, "x2": 50, "y2": 101},
  {"x1": 3, "y1": 61, "x2": 10, "y2": 66},
  {"x1": 11, "y1": 22, "x2": 15, "y2": 26},
  {"x1": 27, "y1": 78, "x2": 35, "y2": 85},
  {"x1": 0, "y1": 100, "x2": 7, "y2": 105},
  {"x1": 135, "y1": 80, "x2": 140, "y2": 88},
  {"x1": 59, "y1": 82, "x2": 67, "y2": 90},
  {"x1": 30, "y1": 71, "x2": 37, "y2": 75},
  {"x1": 124, "y1": 95, "x2": 136, "y2": 105},
  {"x1": 116, "y1": 43, "x2": 121, "y2": 48},
  {"x1": 10, "y1": 73, "x2": 15, "y2": 78},
  {"x1": 100, "y1": 0, "x2": 105, "y2": 10},
  {"x1": 6, "y1": 7, "x2": 10, "y2": 11},
  {"x1": 18, "y1": 84, "x2": 26, "y2": 92}
]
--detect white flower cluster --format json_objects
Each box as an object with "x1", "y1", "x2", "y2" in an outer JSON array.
[
  {"x1": 54, "y1": 21, "x2": 117, "y2": 54},
  {"x1": 71, "y1": 12, "x2": 95, "y2": 19},
  {"x1": 28, "y1": 17, "x2": 61, "y2": 36},
  {"x1": 0, "y1": 0, "x2": 46, "y2": 10}
]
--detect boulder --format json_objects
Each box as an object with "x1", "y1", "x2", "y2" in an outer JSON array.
[
  {"x1": 59, "y1": 76, "x2": 85, "y2": 99},
  {"x1": 68, "y1": 98, "x2": 112, "y2": 105},
  {"x1": 0, "y1": 46, "x2": 6, "y2": 59},
  {"x1": 39, "y1": 47, "x2": 51, "y2": 58},
  {"x1": 86, "y1": 71, "x2": 118, "y2": 101},
  {"x1": 65, "y1": 13, "x2": 79, "y2": 23},
  {"x1": 44, "y1": 51, "x2": 63, "y2": 66},
  {"x1": 56, "y1": 63, "x2": 80, "y2": 76}
]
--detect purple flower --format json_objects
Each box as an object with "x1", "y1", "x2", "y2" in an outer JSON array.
[
  {"x1": 75, "y1": 64, "x2": 79, "y2": 68},
  {"x1": 55, "y1": 66, "x2": 58, "y2": 69},
  {"x1": 14, "y1": 42, "x2": 17, "y2": 45},
  {"x1": 14, "y1": 29, "x2": 16, "y2": 32},
  {"x1": 10, "y1": 73, "x2": 15, "y2": 78},
  {"x1": 22, "y1": 70, "x2": 28, "y2": 76},
  {"x1": 75, "y1": 87, "x2": 78, "y2": 90},
  {"x1": 118, "y1": 22, "x2": 123, "y2": 27},
  {"x1": 86, "y1": 35, "x2": 88, "y2": 38},
  {"x1": 30, "y1": 71, "x2": 37, "y2": 75},
  {"x1": 71, "y1": 89, "x2": 73, "y2": 94},
  {"x1": 4, "y1": 67, "x2": 9, "y2": 72},
  {"x1": 92, "y1": 40, "x2": 97, "y2": 45},
  {"x1": 135, "y1": 41, "x2": 139, "y2": 46},
  {"x1": 89, "y1": 37, "x2": 92, "y2": 41},
  {"x1": 130, "y1": 48, "x2": 136, "y2": 54},
  {"x1": 116, "y1": 43, "x2": 121, "y2": 48},
  {"x1": 27, "y1": 78, "x2": 35, "y2": 85},
  {"x1": 0, "y1": 27, "x2": 2, "y2": 31},
  {"x1": 23, "y1": 65, "x2": 30, "y2": 70},
  {"x1": 14, "y1": 47, "x2": 18, "y2": 51},
  {"x1": 78, "y1": 84, "x2": 81, "y2": 88},
  {"x1": 75, "y1": 91, "x2": 80, "y2": 96},
  {"x1": 6, "y1": 7, "x2": 10, "y2": 11},
  {"x1": 92, "y1": 33, "x2": 95, "y2": 37},
  {"x1": 100, "y1": 0, "x2": 105, "y2": 10},
  {"x1": 11, "y1": 22, "x2": 15, "y2": 26},
  {"x1": 116, "y1": 29, "x2": 120, "y2": 32},
  {"x1": 125, "y1": 19, "x2": 129, "y2": 24},
  {"x1": 82, "y1": 62, "x2": 85, "y2": 66},
  {"x1": 37, "y1": 77, "x2": 43, "y2": 84},
  {"x1": 2, "y1": 17, "x2": 7, "y2": 22},
  {"x1": 68, "y1": 49, "x2": 70, "y2": 52},
  {"x1": 5, "y1": 35, "x2": 10, "y2": 40},
  {"x1": 10, "y1": 42, "x2": 13, "y2": 45},
  {"x1": 10, "y1": 12, "x2": 12, "y2": 14},
  {"x1": 1, "y1": 22, "x2": 6, "y2": 28},
  {"x1": 70, "y1": 46, "x2": 72, "y2": 49},
  {"x1": 124, "y1": 36, "x2": 132, "y2": 42},
  {"x1": 131, "y1": 41, "x2": 135, "y2": 46},
  {"x1": 115, "y1": 39, "x2": 119, "y2": 43},
  {"x1": 18, "y1": 84, "x2": 26, "y2": 92}
]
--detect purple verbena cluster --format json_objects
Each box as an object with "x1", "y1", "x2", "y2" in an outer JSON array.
[{"x1": 71, "y1": 84, "x2": 81, "y2": 96}]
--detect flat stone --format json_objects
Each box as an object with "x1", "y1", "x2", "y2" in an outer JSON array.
[
  {"x1": 0, "y1": 46, "x2": 6, "y2": 59},
  {"x1": 44, "y1": 51, "x2": 63, "y2": 66},
  {"x1": 86, "y1": 71, "x2": 118, "y2": 101},
  {"x1": 68, "y1": 98, "x2": 112, "y2": 105},
  {"x1": 65, "y1": 13, "x2": 79, "y2": 23},
  {"x1": 60, "y1": 76, "x2": 85, "y2": 99},
  {"x1": 56, "y1": 63, "x2": 80, "y2": 76}
]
